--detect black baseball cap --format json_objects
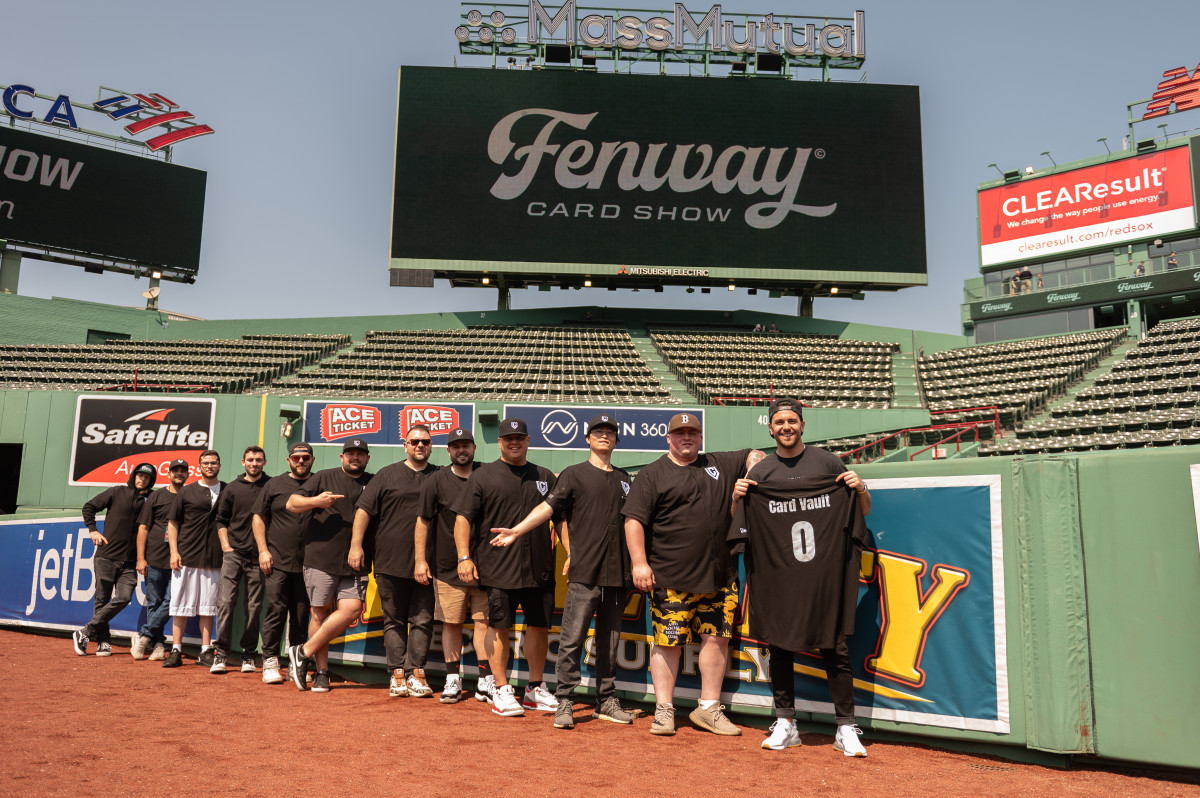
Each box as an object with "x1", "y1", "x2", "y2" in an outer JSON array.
[
  {"x1": 586, "y1": 414, "x2": 619, "y2": 437},
  {"x1": 167, "y1": 458, "x2": 190, "y2": 471},
  {"x1": 498, "y1": 418, "x2": 529, "y2": 437},
  {"x1": 447, "y1": 427, "x2": 474, "y2": 444},
  {"x1": 133, "y1": 463, "x2": 157, "y2": 477},
  {"x1": 342, "y1": 439, "x2": 370, "y2": 453},
  {"x1": 767, "y1": 397, "x2": 804, "y2": 421},
  {"x1": 288, "y1": 442, "x2": 314, "y2": 457}
]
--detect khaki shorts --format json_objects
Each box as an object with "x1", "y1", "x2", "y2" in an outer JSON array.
[{"x1": 433, "y1": 578, "x2": 489, "y2": 624}]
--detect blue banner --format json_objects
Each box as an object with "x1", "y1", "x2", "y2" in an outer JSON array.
[
  {"x1": 502, "y1": 404, "x2": 705, "y2": 452},
  {"x1": 303, "y1": 400, "x2": 474, "y2": 447}
]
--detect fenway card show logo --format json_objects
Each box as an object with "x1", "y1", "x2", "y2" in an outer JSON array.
[
  {"x1": 401, "y1": 405, "x2": 461, "y2": 437},
  {"x1": 69, "y1": 396, "x2": 216, "y2": 486},
  {"x1": 320, "y1": 404, "x2": 383, "y2": 441}
]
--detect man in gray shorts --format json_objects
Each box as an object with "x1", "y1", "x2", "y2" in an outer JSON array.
[{"x1": 285, "y1": 439, "x2": 373, "y2": 693}]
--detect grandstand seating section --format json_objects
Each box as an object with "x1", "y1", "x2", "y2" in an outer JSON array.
[
  {"x1": 649, "y1": 328, "x2": 898, "y2": 408},
  {"x1": 918, "y1": 329, "x2": 1126, "y2": 429},
  {"x1": 983, "y1": 319, "x2": 1200, "y2": 455},
  {"x1": 270, "y1": 326, "x2": 677, "y2": 404},
  {"x1": 0, "y1": 334, "x2": 348, "y2": 393}
]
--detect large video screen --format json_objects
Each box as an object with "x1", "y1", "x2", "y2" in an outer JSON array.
[
  {"x1": 0, "y1": 126, "x2": 206, "y2": 272},
  {"x1": 390, "y1": 66, "x2": 926, "y2": 286},
  {"x1": 977, "y1": 145, "x2": 1196, "y2": 269}
]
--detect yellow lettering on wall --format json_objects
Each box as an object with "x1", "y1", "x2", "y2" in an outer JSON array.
[
  {"x1": 362, "y1": 571, "x2": 383, "y2": 622},
  {"x1": 865, "y1": 551, "x2": 969, "y2": 687}
]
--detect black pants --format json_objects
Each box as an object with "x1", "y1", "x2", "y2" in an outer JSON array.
[
  {"x1": 375, "y1": 573, "x2": 434, "y2": 671},
  {"x1": 769, "y1": 638, "x2": 856, "y2": 725},
  {"x1": 214, "y1": 551, "x2": 265, "y2": 656},
  {"x1": 84, "y1": 557, "x2": 138, "y2": 644},
  {"x1": 260, "y1": 568, "x2": 309, "y2": 657},
  {"x1": 555, "y1": 582, "x2": 624, "y2": 702}
]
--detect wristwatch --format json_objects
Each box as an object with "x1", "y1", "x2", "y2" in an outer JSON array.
[{"x1": 457, "y1": 555, "x2": 472, "y2": 563}]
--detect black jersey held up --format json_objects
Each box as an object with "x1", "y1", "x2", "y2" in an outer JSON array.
[
  {"x1": 622, "y1": 449, "x2": 749, "y2": 594},
  {"x1": 544, "y1": 460, "x2": 631, "y2": 588},
  {"x1": 356, "y1": 460, "x2": 438, "y2": 578},
  {"x1": 418, "y1": 464, "x2": 480, "y2": 586},
  {"x1": 733, "y1": 453, "x2": 866, "y2": 652},
  {"x1": 300, "y1": 467, "x2": 373, "y2": 577},
  {"x1": 452, "y1": 459, "x2": 557, "y2": 590},
  {"x1": 167, "y1": 480, "x2": 225, "y2": 569},
  {"x1": 254, "y1": 473, "x2": 313, "y2": 573}
]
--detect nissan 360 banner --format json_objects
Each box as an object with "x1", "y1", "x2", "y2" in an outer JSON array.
[
  {"x1": 978, "y1": 145, "x2": 1197, "y2": 268},
  {"x1": 69, "y1": 396, "x2": 216, "y2": 486},
  {"x1": 503, "y1": 404, "x2": 704, "y2": 452},
  {"x1": 303, "y1": 400, "x2": 475, "y2": 447},
  {"x1": 0, "y1": 125, "x2": 206, "y2": 273},
  {"x1": 390, "y1": 66, "x2": 926, "y2": 285}
]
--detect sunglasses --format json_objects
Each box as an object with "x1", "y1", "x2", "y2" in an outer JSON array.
[
  {"x1": 406, "y1": 439, "x2": 432, "y2": 446},
  {"x1": 289, "y1": 454, "x2": 313, "y2": 463}
]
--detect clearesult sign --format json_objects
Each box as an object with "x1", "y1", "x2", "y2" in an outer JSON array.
[
  {"x1": 977, "y1": 145, "x2": 1196, "y2": 269},
  {"x1": 390, "y1": 66, "x2": 925, "y2": 283},
  {"x1": 303, "y1": 400, "x2": 475, "y2": 447},
  {"x1": 69, "y1": 396, "x2": 216, "y2": 486}
]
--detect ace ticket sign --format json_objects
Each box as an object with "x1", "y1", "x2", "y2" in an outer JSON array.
[{"x1": 303, "y1": 400, "x2": 475, "y2": 447}]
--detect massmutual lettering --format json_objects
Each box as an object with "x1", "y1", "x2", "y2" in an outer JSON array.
[{"x1": 488, "y1": 108, "x2": 835, "y2": 230}]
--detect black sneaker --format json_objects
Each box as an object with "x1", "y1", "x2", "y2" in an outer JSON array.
[
  {"x1": 72, "y1": 629, "x2": 89, "y2": 656},
  {"x1": 162, "y1": 648, "x2": 183, "y2": 668},
  {"x1": 288, "y1": 644, "x2": 311, "y2": 691},
  {"x1": 311, "y1": 670, "x2": 331, "y2": 693},
  {"x1": 196, "y1": 649, "x2": 214, "y2": 667}
]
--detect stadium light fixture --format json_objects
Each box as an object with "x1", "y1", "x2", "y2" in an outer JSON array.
[
  {"x1": 481, "y1": 277, "x2": 490, "y2": 285},
  {"x1": 1097, "y1": 137, "x2": 1110, "y2": 155},
  {"x1": 727, "y1": 283, "x2": 736, "y2": 291},
  {"x1": 1040, "y1": 151, "x2": 1056, "y2": 168},
  {"x1": 987, "y1": 163, "x2": 1004, "y2": 178},
  {"x1": 584, "y1": 279, "x2": 592, "y2": 287},
  {"x1": 151, "y1": 270, "x2": 162, "y2": 279},
  {"x1": 830, "y1": 286, "x2": 838, "y2": 294}
]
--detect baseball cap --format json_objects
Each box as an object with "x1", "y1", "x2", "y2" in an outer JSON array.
[
  {"x1": 342, "y1": 439, "x2": 370, "y2": 453},
  {"x1": 133, "y1": 463, "x2": 157, "y2": 477},
  {"x1": 586, "y1": 414, "x2": 619, "y2": 436},
  {"x1": 498, "y1": 418, "x2": 529, "y2": 437},
  {"x1": 288, "y1": 442, "x2": 314, "y2": 457},
  {"x1": 167, "y1": 458, "x2": 190, "y2": 471},
  {"x1": 667, "y1": 412, "x2": 702, "y2": 433},
  {"x1": 767, "y1": 397, "x2": 804, "y2": 422},
  {"x1": 447, "y1": 427, "x2": 474, "y2": 444}
]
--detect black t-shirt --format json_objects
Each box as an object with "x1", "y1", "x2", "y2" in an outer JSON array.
[
  {"x1": 452, "y1": 459, "x2": 558, "y2": 590},
  {"x1": 300, "y1": 467, "x2": 373, "y2": 577},
  {"x1": 418, "y1": 463, "x2": 480, "y2": 585},
  {"x1": 214, "y1": 472, "x2": 270, "y2": 557},
  {"x1": 731, "y1": 452, "x2": 866, "y2": 651},
  {"x1": 544, "y1": 461, "x2": 631, "y2": 588},
  {"x1": 356, "y1": 460, "x2": 438, "y2": 578},
  {"x1": 137, "y1": 487, "x2": 178, "y2": 570},
  {"x1": 167, "y1": 480, "x2": 225, "y2": 569},
  {"x1": 82, "y1": 485, "x2": 152, "y2": 563},
  {"x1": 622, "y1": 449, "x2": 750, "y2": 593},
  {"x1": 254, "y1": 473, "x2": 312, "y2": 573}
]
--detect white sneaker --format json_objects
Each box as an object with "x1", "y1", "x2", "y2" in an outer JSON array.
[
  {"x1": 389, "y1": 669, "x2": 408, "y2": 698},
  {"x1": 475, "y1": 674, "x2": 495, "y2": 703},
  {"x1": 130, "y1": 634, "x2": 151, "y2": 660},
  {"x1": 762, "y1": 719, "x2": 802, "y2": 750},
  {"x1": 241, "y1": 655, "x2": 257, "y2": 673},
  {"x1": 96, "y1": 642, "x2": 112, "y2": 657},
  {"x1": 210, "y1": 652, "x2": 227, "y2": 674},
  {"x1": 521, "y1": 682, "x2": 558, "y2": 712},
  {"x1": 262, "y1": 656, "x2": 285, "y2": 685},
  {"x1": 834, "y1": 724, "x2": 867, "y2": 757},
  {"x1": 441, "y1": 673, "x2": 463, "y2": 704},
  {"x1": 406, "y1": 668, "x2": 434, "y2": 698},
  {"x1": 491, "y1": 684, "x2": 525, "y2": 717}
]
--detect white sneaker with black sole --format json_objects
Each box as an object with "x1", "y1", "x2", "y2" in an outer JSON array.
[
  {"x1": 210, "y1": 652, "x2": 227, "y2": 674},
  {"x1": 491, "y1": 684, "x2": 525, "y2": 717},
  {"x1": 834, "y1": 724, "x2": 867, "y2": 757},
  {"x1": 762, "y1": 719, "x2": 802, "y2": 750},
  {"x1": 475, "y1": 674, "x2": 495, "y2": 703},
  {"x1": 440, "y1": 673, "x2": 463, "y2": 703},
  {"x1": 72, "y1": 629, "x2": 89, "y2": 656},
  {"x1": 241, "y1": 655, "x2": 256, "y2": 673}
]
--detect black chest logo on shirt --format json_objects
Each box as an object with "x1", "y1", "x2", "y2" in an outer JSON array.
[
  {"x1": 705, "y1": 466, "x2": 720, "y2": 480},
  {"x1": 536, "y1": 480, "x2": 548, "y2": 495}
]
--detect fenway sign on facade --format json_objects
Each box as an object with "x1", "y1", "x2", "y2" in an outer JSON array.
[{"x1": 303, "y1": 400, "x2": 475, "y2": 447}]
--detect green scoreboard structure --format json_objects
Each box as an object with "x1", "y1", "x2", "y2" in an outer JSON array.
[{"x1": 389, "y1": 65, "x2": 927, "y2": 301}]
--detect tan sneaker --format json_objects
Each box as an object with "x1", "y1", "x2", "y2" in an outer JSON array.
[
  {"x1": 406, "y1": 668, "x2": 433, "y2": 698},
  {"x1": 130, "y1": 634, "x2": 151, "y2": 660},
  {"x1": 689, "y1": 704, "x2": 742, "y2": 736},
  {"x1": 650, "y1": 703, "x2": 676, "y2": 736},
  {"x1": 148, "y1": 643, "x2": 167, "y2": 661}
]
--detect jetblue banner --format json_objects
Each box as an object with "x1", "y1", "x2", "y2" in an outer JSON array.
[
  {"x1": 303, "y1": 400, "x2": 475, "y2": 447},
  {"x1": 503, "y1": 404, "x2": 705, "y2": 452}
]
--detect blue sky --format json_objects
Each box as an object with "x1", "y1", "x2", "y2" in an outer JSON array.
[{"x1": 6, "y1": 1, "x2": 1199, "y2": 334}]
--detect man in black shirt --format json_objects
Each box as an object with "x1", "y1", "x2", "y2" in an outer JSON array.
[
  {"x1": 133, "y1": 459, "x2": 189, "y2": 661},
  {"x1": 253, "y1": 442, "x2": 315, "y2": 685},
  {"x1": 622, "y1": 412, "x2": 763, "y2": 737},
  {"x1": 733, "y1": 397, "x2": 870, "y2": 757},
  {"x1": 492, "y1": 413, "x2": 633, "y2": 730},
  {"x1": 74, "y1": 462, "x2": 157, "y2": 657},
  {"x1": 452, "y1": 417, "x2": 558, "y2": 717},
  {"x1": 286, "y1": 438, "x2": 373, "y2": 693},
  {"x1": 415, "y1": 427, "x2": 488, "y2": 704},
  {"x1": 164, "y1": 450, "x2": 225, "y2": 668},
  {"x1": 351, "y1": 424, "x2": 439, "y2": 698},
  {"x1": 211, "y1": 445, "x2": 269, "y2": 675}
]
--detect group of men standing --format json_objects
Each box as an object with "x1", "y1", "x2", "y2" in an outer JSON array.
[{"x1": 71, "y1": 400, "x2": 871, "y2": 755}]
